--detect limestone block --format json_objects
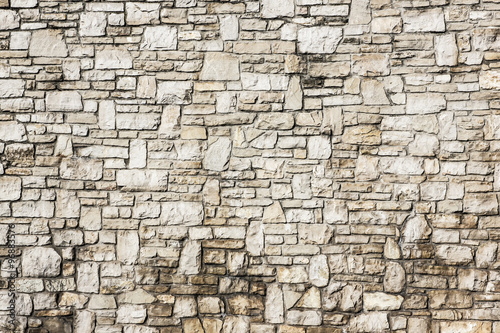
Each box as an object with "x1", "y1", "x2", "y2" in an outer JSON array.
[
  {"x1": 95, "y1": 47, "x2": 133, "y2": 69},
  {"x1": 479, "y1": 70, "x2": 500, "y2": 89},
  {"x1": 80, "y1": 12, "x2": 107, "y2": 37},
  {"x1": 137, "y1": 76, "x2": 156, "y2": 99},
  {"x1": 436, "y1": 245, "x2": 473, "y2": 265},
  {"x1": 220, "y1": 15, "x2": 239, "y2": 40},
  {"x1": 0, "y1": 79, "x2": 24, "y2": 98},
  {"x1": 464, "y1": 194, "x2": 498, "y2": 215},
  {"x1": 161, "y1": 201, "x2": 204, "y2": 226},
  {"x1": 141, "y1": 26, "x2": 177, "y2": 50},
  {"x1": 343, "y1": 125, "x2": 381, "y2": 145},
  {"x1": 384, "y1": 262, "x2": 405, "y2": 293},
  {"x1": 125, "y1": 3, "x2": 160, "y2": 25},
  {"x1": 261, "y1": 0, "x2": 294, "y2": 18},
  {"x1": 348, "y1": 312, "x2": 389, "y2": 333},
  {"x1": 76, "y1": 262, "x2": 99, "y2": 293},
  {"x1": 203, "y1": 137, "x2": 232, "y2": 171},
  {"x1": 45, "y1": 91, "x2": 83, "y2": 112},
  {"x1": 435, "y1": 34, "x2": 458, "y2": 66},
  {"x1": 74, "y1": 311, "x2": 95, "y2": 333},
  {"x1": 265, "y1": 284, "x2": 284, "y2": 323},
  {"x1": 200, "y1": 53, "x2": 240, "y2": 81},
  {"x1": 309, "y1": 255, "x2": 329, "y2": 287},
  {"x1": 407, "y1": 93, "x2": 446, "y2": 114},
  {"x1": 178, "y1": 241, "x2": 202, "y2": 275},
  {"x1": 402, "y1": 215, "x2": 432, "y2": 243},
  {"x1": 22, "y1": 248, "x2": 61, "y2": 277},
  {"x1": 297, "y1": 27, "x2": 343, "y2": 53},
  {"x1": 116, "y1": 304, "x2": 147, "y2": 324},
  {"x1": 372, "y1": 17, "x2": 402, "y2": 34},
  {"x1": 0, "y1": 176, "x2": 21, "y2": 201},
  {"x1": 352, "y1": 54, "x2": 390, "y2": 76},
  {"x1": 363, "y1": 292, "x2": 404, "y2": 311},
  {"x1": 277, "y1": 266, "x2": 308, "y2": 283},
  {"x1": 440, "y1": 321, "x2": 491, "y2": 333},
  {"x1": 157, "y1": 81, "x2": 192, "y2": 104},
  {"x1": 116, "y1": 170, "x2": 169, "y2": 191},
  {"x1": 12, "y1": 201, "x2": 54, "y2": 218},
  {"x1": 403, "y1": 8, "x2": 445, "y2": 32},
  {"x1": 98, "y1": 100, "x2": 116, "y2": 130},
  {"x1": 60, "y1": 158, "x2": 103, "y2": 180},
  {"x1": 29, "y1": 30, "x2": 68, "y2": 57},
  {"x1": 0, "y1": 10, "x2": 20, "y2": 30},
  {"x1": 307, "y1": 136, "x2": 331, "y2": 159},
  {"x1": 116, "y1": 114, "x2": 161, "y2": 130}
]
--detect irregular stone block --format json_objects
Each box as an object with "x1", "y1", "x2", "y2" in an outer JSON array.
[
  {"x1": 464, "y1": 194, "x2": 498, "y2": 215},
  {"x1": 116, "y1": 170, "x2": 169, "y2": 191},
  {"x1": 0, "y1": 79, "x2": 24, "y2": 98},
  {"x1": 479, "y1": 70, "x2": 500, "y2": 89},
  {"x1": 307, "y1": 136, "x2": 331, "y2": 159},
  {"x1": 12, "y1": 201, "x2": 54, "y2": 218},
  {"x1": 406, "y1": 93, "x2": 446, "y2": 114},
  {"x1": 203, "y1": 137, "x2": 232, "y2": 171},
  {"x1": 79, "y1": 12, "x2": 107, "y2": 37},
  {"x1": 157, "y1": 81, "x2": 192, "y2": 104},
  {"x1": 116, "y1": 114, "x2": 161, "y2": 130},
  {"x1": 161, "y1": 201, "x2": 204, "y2": 226},
  {"x1": 0, "y1": 10, "x2": 19, "y2": 30},
  {"x1": 297, "y1": 27, "x2": 343, "y2": 53},
  {"x1": 352, "y1": 54, "x2": 390, "y2": 76},
  {"x1": 372, "y1": 17, "x2": 402, "y2": 34},
  {"x1": 0, "y1": 176, "x2": 21, "y2": 201},
  {"x1": 435, "y1": 34, "x2": 458, "y2": 66},
  {"x1": 403, "y1": 8, "x2": 445, "y2": 32},
  {"x1": 384, "y1": 262, "x2": 405, "y2": 293},
  {"x1": 428, "y1": 290, "x2": 472, "y2": 309},
  {"x1": 361, "y1": 79, "x2": 389, "y2": 105},
  {"x1": 22, "y1": 247, "x2": 61, "y2": 277},
  {"x1": 77, "y1": 262, "x2": 99, "y2": 293},
  {"x1": 45, "y1": 91, "x2": 83, "y2": 112},
  {"x1": 60, "y1": 158, "x2": 103, "y2": 180},
  {"x1": 29, "y1": 30, "x2": 68, "y2": 57},
  {"x1": 261, "y1": 0, "x2": 294, "y2": 18},
  {"x1": 402, "y1": 215, "x2": 432, "y2": 243},
  {"x1": 95, "y1": 47, "x2": 133, "y2": 69},
  {"x1": 309, "y1": 255, "x2": 329, "y2": 287},
  {"x1": 277, "y1": 266, "x2": 308, "y2": 283},
  {"x1": 348, "y1": 312, "x2": 389, "y2": 333},
  {"x1": 364, "y1": 292, "x2": 403, "y2": 311},
  {"x1": 141, "y1": 26, "x2": 177, "y2": 50},
  {"x1": 137, "y1": 76, "x2": 156, "y2": 99},
  {"x1": 117, "y1": 231, "x2": 139, "y2": 265},
  {"x1": 125, "y1": 3, "x2": 160, "y2": 25},
  {"x1": 178, "y1": 241, "x2": 202, "y2": 275},
  {"x1": 116, "y1": 304, "x2": 147, "y2": 324},
  {"x1": 343, "y1": 125, "x2": 381, "y2": 145},
  {"x1": 200, "y1": 53, "x2": 240, "y2": 81},
  {"x1": 286, "y1": 310, "x2": 322, "y2": 326},
  {"x1": 436, "y1": 245, "x2": 473, "y2": 265}
]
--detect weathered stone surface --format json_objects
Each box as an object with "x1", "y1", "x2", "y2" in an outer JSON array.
[
  {"x1": 307, "y1": 136, "x2": 331, "y2": 159},
  {"x1": 161, "y1": 201, "x2": 204, "y2": 225},
  {"x1": 0, "y1": 10, "x2": 19, "y2": 30},
  {"x1": 141, "y1": 26, "x2": 177, "y2": 50},
  {"x1": 76, "y1": 262, "x2": 99, "y2": 293},
  {"x1": 372, "y1": 17, "x2": 402, "y2": 34},
  {"x1": 95, "y1": 47, "x2": 133, "y2": 69},
  {"x1": 0, "y1": 176, "x2": 21, "y2": 201},
  {"x1": 0, "y1": 79, "x2": 24, "y2": 98},
  {"x1": 200, "y1": 53, "x2": 240, "y2": 81},
  {"x1": 287, "y1": 310, "x2": 322, "y2": 326},
  {"x1": 0, "y1": 121, "x2": 26, "y2": 142},
  {"x1": 60, "y1": 158, "x2": 103, "y2": 180},
  {"x1": 435, "y1": 34, "x2": 458, "y2": 66},
  {"x1": 117, "y1": 231, "x2": 139, "y2": 265},
  {"x1": 464, "y1": 194, "x2": 498, "y2": 215},
  {"x1": 402, "y1": 215, "x2": 432, "y2": 243},
  {"x1": 407, "y1": 93, "x2": 446, "y2": 114},
  {"x1": 29, "y1": 30, "x2": 68, "y2": 57},
  {"x1": 157, "y1": 81, "x2": 192, "y2": 104},
  {"x1": 116, "y1": 304, "x2": 147, "y2": 324},
  {"x1": 403, "y1": 8, "x2": 445, "y2": 32},
  {"x1": 126, "y1": 3, "x2": 160, "y2": 25},
  {"x1": 364, "y1": 292, "x2": 404, "y2": 311},
  {"x1": 22, "y1": 248, "x2": 61, "y2": 277},
  {"x1": 204, "y1": 137, "x2": 232, "y2": 171},
  {"x1": 284, "y1": 76, "x2": 302, "y2": 110},
  {"x1": 265, "y1": 284, "x2": 284, "y2": 323},
  {"x1": 298, "y1": 27, "x2": 343, "y2": 54},
  {"x1": 277, "y1": 266, "x2": 308, "y2": 283},
  {"x1": 116, "y1": 170, "x2": 169, "y2": 191},
  {"x1": 361, "y1": 79, "x2": 389, "y2": 105},
  {"x1": 480, "y1": 70, "x2": 500, "y2": 90},
  {"x1": 178, "y1": 241, "x2": 202, "y2": 275},
  {"x1": 262, "y1": 0, "x2": 294, "y2": 18},
  {"x1": 384, "y1": 262, "x2": 405, "y2": 293},
  {"x1": 352, "y1": 54, "x2": 390, "y2": 76},
  {"x1": 408, "y1": 133, "x2": 439, "y2": 156},
  {"x1": 348, "y1": 312, "x2": 389, "y2": 333},
  {"x1": 343, "y1": 125, "x2": 382, "y2": 145},
  {"x1": 46, "y1": 91, "x2": 83, "y2": 111},
  {"x1": 436, "y1": 245, "x2": 473, "y2": 265},
  {"x1": 80, "y1": 12, "x2": 107, "y2": 37},
  {"x1": 256, "y1": 113, "x2": 294, "y2": 129},
  {"x1": 429, "y1": 290, "x2": 473, "y2": 309},
  {"x1": 309, "y1": 255, "x2": 329, "y2": 287},
  {"x1": 440, "y1": 321, "x2": 491, "y2": 333}
]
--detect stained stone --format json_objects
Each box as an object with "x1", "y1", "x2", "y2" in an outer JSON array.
[
  {"x1": 352, "y1": 54, "x2": 390, "y2": 76},
  {"x1": 364, "y1": 292, "x2": 403, "y2": 311},
  {"x1": 479, "y1": 70, "x2": 500, "y2": 89}
]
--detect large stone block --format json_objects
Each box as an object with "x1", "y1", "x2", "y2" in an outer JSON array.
[
  {"x1": 403, "y1": 8, "x2": 445, "y2": 32},
  {"x1": 95, "y1": 47, "x2": 133, "y2": 69},
  {"x1": 60, "y1": 158, "x2": 103, "y2": 180},
  {"x1": 0, "y1": 122, "x2": 26, "y2": 142},
  {"x1": 79, "y1": 12, "x2": 107, "y2": 37},
  {"x1": 0, "y1": 176, "x2": 21, "y2": 201},
  {"x1": 261, "y1": 0, "x2": 294, "y2": 18},
  {"x1": 141, "y1": 26, "x2": 177, "y2": 50},
  {"x1": 0, "y1": 79, "x2": 24, "y2": 98},
  {"x1": 125, "y1": 3, "x2": 160, "y2": 25},
  {"x1": 22, "y1": 248, "x2": 61, "y2": 277},
  {"x1": 157, "y1": 81, "x2": 192, "y2": 104},
  {"x1": 161, "y1": 201, "x2": 204, "y2": 226},
  {"x1": 298, "y1": 27, "x2": 343, "y2": 53},
  {"x1": 29, "y1": 30, "x2": 68, "y2": 57},
  {"x1": 45, "y1": 91, "x2": 83, "y2": 112},
  {"x1": 200, "y1": 53, "x2": 240, "y2": 81},
  {"x1": 203, "y1": 137, "x2": 232, "y2": 171},
  {"x1": 116, "y1": 170, "x2": 169, "y2": 191},
  {"x1": 352, "y1": 54, "x2": 390, "y2": 76},
  {"x1": 0, "y1": 10, "x2": 20, "y2": 30}
]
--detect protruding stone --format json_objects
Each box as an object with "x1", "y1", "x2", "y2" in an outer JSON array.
[
  {"x1": 29, "y1": 30, "x2": 68, "y2": 57},
  {"x1": 116, "y1": 170, "x2": 169, "y2": 191},
  {"x1": 265, "y1": 284, "x2": 284, "y2": 323},
  {"x1": 428, "y1": 290, "x2": 472, "y2": 309},
  {"x1": 98, "y1": 100, "x2": 116, "y2": 130},
  {"x1": 309, "y1": 255, "x2": 329, "y2": 287},
  {"x1": 76, "y1": 262, "x2": 99, "y2": 293},
  {"x1": 263, "y1": 201, "x2": 286, "y2": 223},
  {"x1": 80, "y1": 207, "x2": 101, "y2": 231},
  {"x1": 298, "y1": 27, "x2": 343, "y2": 54},
  {"x1": 157, "y1": 81, "x2": 192, "y2": 104},
  {"x1": 476, "y1": 242, "x2": 497, "y2": 268},
  {"x1": 74, "y1": 310, "x2": 95, "y2": 333},
  {"x1": 222, "y1": 316, "x2": 250, "y2": 333},
  {"x1": 384, "y1": 238, "x2": 401, "y2": 259},
  {"x1": 352, "y1": 54, "x2": 390, "y2": 76},
  {"x1": 298, "y1": 224, "x2": 333, "y2": 245},
  {"x1": 0, "y1": 79, "x2": 24, "y2": 98},
  {"x1": 0, "y1": 10, "x2": 20, "y2": 30},
  {"x1": 137, "y1": 76, "x2": 156, "y2": 99},
  {"x1": 46, "y1": 91, "x2": 83, "y2": 112},
  {"x1": 464, "y1": 194, "x2": 498, "y2": 215},
  {"x1": 307, "y1": 136, "x2": 331, "y2": 159},
  {"x1": 79, "y1": 12, "x2": 107, "y2": 37},
  {"x1": 173, "y1": 296, "x2": 197, "y2": 317},
  {"x1": 349, "y1": 312, "x2": 390, "y2": 333},
  {"x1": 355, "y1": 155, "x2": 379, "y2": 181},
  {"x1": 247, "y1": 221, "x2": 264, "y2": 256},
  {"x1": 408, "y1": 133, "x2": 439, "y2": 157},
  {"x1": 204, "y1": 137, "x2": 232, "y2": 171},
  {"x1": 296, "y1": 287, "x2": 321, "y2": 308},
  {"x1": 0, "y1": 121, "x2": 26, "y2": 142},
  {"x1": 141, "y1": 26, "x2": 177, "y2": 50},
  {"x1": 22, "y1": 248, "x2": 61, "y2": 277},
  {"x1": 436, "y1": 245, "x2": 473, "y2": 265},
  {"x1": 178, "y1": 241, "x2": 202, "y2": 275},
  {"x1": 200, "y1": 53, "x2": 240, "y2": 81},
  {"x1": 277, "y1": 266, "x2": 308, "y2": 283},
  {"x1": 56, "y1": 190, "x2": 80, "y2": 218},
  {"x1": 479, "y1": 70, "x2": 500, "y2": 90},
  {"x1": 324, "y1": 200, "x2": 348, "y2": 223}
]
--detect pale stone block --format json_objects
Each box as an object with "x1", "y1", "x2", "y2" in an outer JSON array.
[
  {"x1": 29, "y1": 30, "x2": 68, "y2": 57},
  {"x1": 60, "y1": 158, "x2": 103, "y2": 180},
  {"x1": 265, "y1": 284, "x2": 284, "y2": 323},
  {"x1": 309, "y1": 255, "x2": 329, "y2": 287},
  {"x1": 46, "y1": 91, "x2": 83, "y2": 112},
  {"x1": 10, "y1": 31, "x2": 31, "y2": 50},
  {"x1": 79, "y1": 12, "x2": 107, "y2": 37},
  {"x1": 77, "y1": 262, "x2": 99, "y2": 293},
  {"x1": 80, "y1": 207, "x2": 101, "y2": 231},
  {"x1": 98, "y1": 100, "x2": 115, "y2": 130},
  {"x1": 116, "y1": 304, "x2": 147, "y2": 324},
  {"x1": 116, "y1": 114, "x2": 161, "y2": 130},
  {"x1": 220, "y1": 15, "x2": 239, "y2": 40},
  {"x1": 117, "y1": 231, "x2": 139, "y2": 265},
  {"x1": 435, "y1": 34, "x2": 458, "y2": 66},
  {"x1": 11, "y1": 0, "x2": 37, "y2": 7},
  {"x1": 74, "y1": 311, "x2": 95, "y2": 333},
  {"x1": 157, "y1": 81, "x2": 192, "y2": 104},
  {"x1": 352, "y1": 53, "x2": 390, "y2": 76},
  {"x1": 402, "y1": 215, "x2": 432, "y2": 242},
  {"x1": 63, "y1": 59, "x2": 81, "y2": 81},
  {"x1": 479, "y1": 70, "x2": 500, "y2": 89},
  {"x1": 349, "y1": 0, "x2": 371, "y2": 24},
  {"x1": 137, "y1": 76, "x2": 156, "y2": 99},
  {"x1": 12, "y1": 201, "x2": 54, "y2": 218},
  {"x1": 298, "y1": 26, "x2": 343, "y2": 53},
  {"x1": 129, "y1": 139, "x2": 147, "y2": 169},
  {"x1": 161, "y1": 201, "x2": 204, "y2": 226},
  {"x1": 0, "y1": 10, "x2": 19, "y2": 30},
  {"x1": 22, "y1": 248, "x2": 61, "y2": 277},
  {"x1": 286, "y1": 310, "x2": 322, "y2": 326},
  {"x1": 178, "y1": 241, "x2": 202, "y2": 275},
  {"x1": 349, "y1": 312, "x2": 390, "y2": 332},
  {"x1": 403, "y1": 8, "x2": 445, "y2": 32},
  {"x1": 436, "y1": 245, "x2": 473, "y2": 265},
  {"x1": 261, "y1": 0, "x2": 294, "y2": 18},
  {"x1": 141, "y1": 26, "x2": 177, "y2": 50},
  {"x1": 363, "y1": 292, "x2": 403, "y2": 311},
  {"x1": 384, "y1": 262, "x2": 405, "y2": 293},
  {"x1": 203, "y1": 137, "x2": 232, "y2": 171},
  {"x1": 56, "y1": 189, "x2": 80, "y2": 218},
  {"x1": 0, "y1": 79, "x2": 24, "y2": 98},
  {"x1": 125, "y1": 3, "x2": 160, "y2": 25},
  {"x1": 116, "y1": 170, "x2": 168, "y2": 191},
  {"x1": 95, "y1": 47, "x2": 133, "y2": 69},
  {"x1": 176, "y1": 0, "x2": 197, "y2": 7},
  {"x1": 200, "y1": 53, "x2": 240, "y2": 81},
  {"x1": 361, "y1": 79, "x2": 389, "y2": 105},
  {"x1": 372, "y1": 17, "x2": 402, "y2": 34}
]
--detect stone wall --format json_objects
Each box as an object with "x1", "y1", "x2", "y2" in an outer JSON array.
[{"x1": 0, "y1": 0, "x2": 499, "y2": 332}]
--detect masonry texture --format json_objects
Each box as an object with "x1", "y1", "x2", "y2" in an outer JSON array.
[{"x1": 0, "y1": 0, "x2": 500, "y2": 332}]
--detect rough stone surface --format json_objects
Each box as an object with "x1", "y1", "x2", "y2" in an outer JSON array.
[{"x1": 2, "y1": 2, "x2": 499, "y2": 332}]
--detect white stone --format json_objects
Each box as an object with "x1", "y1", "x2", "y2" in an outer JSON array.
[
  {"x1": 421, "y1": 182, "x2": 447, "y2": 201},
  {"x1": 265, "y1": 284, "x2": 284, "y2": 323},
  {"x1": 407, "y1": 93, "x2": 446, "y2": 114},
  {"x1": 298, "y1": 27, "x2": 343, "y2": 53},
  {"x1": 116, "y1": 114, "x2": 161, "y2": 130},
  {"x1": 372, "y1": 17, "x2": 402, "y2": 34},
  {"x1": 117, "y1": 231, "x2": 140, "y2": 265},
  {"x1": 0, "y1": 79, "x2": 24, "y2": 98},
  {"x1": 380, "y1": 157, "x2": 424, "y2": 175},
  {"x1": 436, "y1": 245, "x2": 474, "y2": 265},
  {"x1": 324, "y1": 199, "x2": 348, "y2": 223},
  {"x1": 352, "y1": 54, "x2": 390, "y2": 76},
  {"x1": 200, "y1": 53, "x2": 240, "y2": 81},
  {"x1": 29, "y1": 30, "x2": 68, "y2": 57},
  {"x1": 361, "y1": 79, "x2": 389, "y2": 105},
  {"x1": 173, "y1": 296, "x2": 197, "y2": 317},
  {"x1": 46, "y1": 91, "x2": 83, "y2": 112},
  {"x1": 161, "y1": 201, "x2": 204, "y2": 226},
  {"x1": 402, "y1": 215, "x2": 432, "y2": 242},
  {"x1": 116, "y1": 170, "x2": 169, "y2": 191},
  {"x1": 98, "y1": 100, "x2": 116, "y2": 130},
  {"x1": 384, "y1": 262, "x2": 405, "y2": 293},
  {"x1": 125, "y1": 3, "x2": 160, "y2": 25},
  {"x1": 0, "y1": 176, "x2": 21, "y2": 201},
  {"x1": 178, "y1": 241, "x2": 202, "y2": 275},
  {"x1": 292, "y1": 174, "x2": 312, "y2": 199},
  {"x1": 157, "y1": 81, "x2": 192, "y2": 104},
  {"x1": 22, "y1": 247, "x2": 61, "y2": 277},
  {"x1": 286, "y1": 310, "x2": 322, "y2": 326},
  {"x1": 284, "y1": 76, "x2": 303, "y2": 110},
  {"x1": 464, "y1": 194, "x2": 498, "y2": 215},
  {"x1": 296, "y1": 287, "x2": 321, "y2": 308},
  {"x1": 263, "y1": 202, "x2": 286, "y2": 223},
  {"x1": 262, "y1": 0, "x2": 294, "y2": 18},
  {"x1": 403, "y1": 8, "x2": 445, "y2": 32},
  {"x1": 222, "y1": 316, "x2": 250, "y2": 333},
  {"x1": 77, "y1": 262, "x2": 99, "y2": 293},
  {"x1": 63, "y1": 59, "x2": 80, "y2": 81},
  {"x1": 384, "y1": 238, "x2": 401, "y2": 259},
  {"x1": 95, "y1": 47, "x2": 133, "y2": 69},
  {"x1": 129, "y1": 139, "x2": 147, "y2": 169},
  {"x1": 408, "y1": 133, "x2": 439, "y2": 156},
  {"x1": 479, "y1": 70, "x2": 500, "y2": 90},
  {"x1": 247, "y1": 221, "x2": 264, "y2": 256},
  {"x1": 116, "y1": 304, "x2": 147, "y2": 324},
  {"x1": 241, "y1": 73, "x2": 271, "y2": 90},
  {"x1": 74, "y1": 311, "x2": 95, "y2": 333},
  {"x1": 204, "y1": 137, "x2": 232, "y2": 171},
  {"x1": 435, "y1": 34, "x2": 458, "y2": 66},
  {"x1": 349, "y1": 0, "x2": 371, "y2": 24},
  {"x1": 141, "y1": 26, "x2": 177, "y2": 50},
  {"x1": 355, "y1": 155, "x2": 379, "y2": 181},
  {"x1": 307, "y1": 136, "x2": 331, "y2": 159},
  {"x1": 349, "y1": 312, "x2": 390, "y2": 333},
  {"x1": 80, "y1": 207, "x2": 101, "y2": 231},
  {"x1": 11, "y1": 0, "x2": 37, "y2": 7},
  {"x1": 10, "y1": 31, "x2": 31, "y2": 50},
  {"x1": 277, "y1": 266, "x2": 308, "y2": 283},
  {"x1": 80, "y1": 12, "x2": 107, "y2": 37},
  {"x1": 137, "y1": 76, "x2": 156, "y2": 99},
  {"x1": 60, "y1": 158, "x2": 103, "y2": 180},
  {"x1": 220, "y1": 15, "x2": 239, "y2": 40},
  {"x1": 364, "y1": 292, "x2": 404, "y2": 311},
  {"x1": 298, "y1": 224, "x2": 333, "y2": 245},
  {"x1": 309, "y1": 255, "x2": 329, "y2": 287},
  {"x1": 12, "y1": 201, "x2": 54, "y2": 218},
  {"x1": 476, "y1": 242, "x2": 497, "y2": 268},
  {"x1": 56, "y1": 190, "x2": 80, "y2": 218},
  {"x1": 117, "y1": 289, "x2": 156, "y2": 304},
  {"x1": 0, "y1": 10, "x2": 20, "y2": 30}
]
